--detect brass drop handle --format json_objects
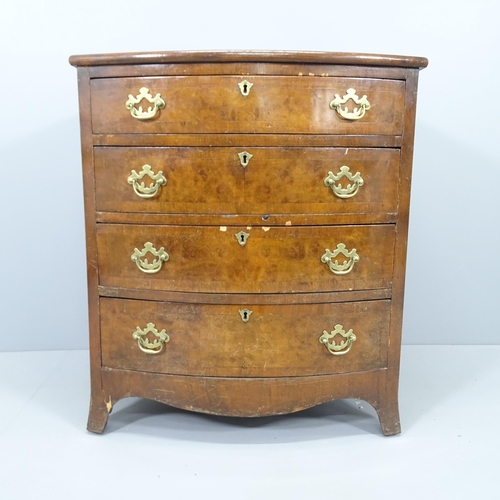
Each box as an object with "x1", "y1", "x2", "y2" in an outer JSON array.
[
  {"x1": 127, "y1": 165, "x2": 167, "y2": 198},
  {"x1": 321, "y1": 243, "x2": 359, "y2": 275},
  {"x1": 125, "y1": 87, "x2": 165, "y2": 120},
  {"x1": 131, "y1": 242, "x2": 169, "y2": 274},
  {"x1": 132, "y1": 322, "x2": 170, "y2": 354},
  {"x1": 330, "y1": 88, "x2": 371, "y2": 120},
  {"x1": 324, "y1": 166, "x2": 364, "y2": 198},
  {"x1": 319, "y1": 324, "x2": 356, "y2": 356}
]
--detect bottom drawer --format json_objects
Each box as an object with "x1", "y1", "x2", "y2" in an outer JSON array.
[{"x1": 100, "y1": 298, "x2": 390, "y2": 377}]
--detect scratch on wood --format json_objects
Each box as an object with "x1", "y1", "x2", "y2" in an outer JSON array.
[
  {"x1": 285, "y1": 221, "x2": 292, "y2": 226},
  {"x1": 211, "y1": 397, "x2": 223, "y2": 410},
  {"x1": 262, "y1": 227, "x2": 270, "y2": 232},
  {"x1": 219, "y1": 226, "x2": 227, "y2": 232},
  {"x1": 189, "y1": 386, "x2": 215, "y2": 404}
]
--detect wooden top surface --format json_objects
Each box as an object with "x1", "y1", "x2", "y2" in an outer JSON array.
[{"x1": 69, "y1": 50, "x2": 428, "y2": 69}]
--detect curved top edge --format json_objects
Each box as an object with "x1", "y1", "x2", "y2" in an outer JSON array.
[{"x1": 69, "y1": 50, "x2": 428, "y2": 69}]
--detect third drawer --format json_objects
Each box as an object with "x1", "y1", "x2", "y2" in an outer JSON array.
[{"x1": 97, "y1": 224, "x2": 395, "y2": 294}]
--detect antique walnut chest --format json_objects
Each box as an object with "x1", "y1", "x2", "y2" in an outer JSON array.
[{"x1": 69, "y1": 51, "x2": 427, "y2": 435}]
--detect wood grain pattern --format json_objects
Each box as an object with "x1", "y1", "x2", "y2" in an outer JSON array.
[
  {"x1": 90, "y1": 76, "x2": 405, "y2": 135},
  {"x1": 98, "y1": 286, "x2": 392, "y2": 305},
  {"x1": 69, "y1": 50, "x2": 428, "y2": 69},
  {"x1": 100, "y1": 298, "x2": 390, "y2": 377},
  {"x1": 97, "y1": 366, "x2": 399, "y2": 435},
  {"x1": 70, "y1": 51, "x2": 426, "y2": 435},
  {"x1": 381, "y1": 69, "x2": 422, "y2": 436},
  {"x1": 87, "y1": 63, "x2": 410, "y2": 80},
  {"x1": 96, "y1": 224, "x2": 396, "y2": 294},
  {"x1": 74, "y1": 67, "x2": 109, "y2": 434},
  {"x1": 96, "y1": 212, "x2": 398, "y2": 226},
  {"x1": 95, "y1": 147, "x2": 400, "y2": 215},
  {"x1": 93, "y1": 133, "x2": 403, "y2": 148}
]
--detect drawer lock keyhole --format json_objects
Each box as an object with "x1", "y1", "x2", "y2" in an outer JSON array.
[
  {"x1": 235, "y1": 231, "x2": 250, "y2": 247},
  {"x1": 238, "y1": 308, "x2": 253, "y2": 323},
  {"x1": 238, "y1": 80, "x2": 253, "y2": 97},
  {"x1": 238, "y1": 151, "x2": 253, "y2": 167}
]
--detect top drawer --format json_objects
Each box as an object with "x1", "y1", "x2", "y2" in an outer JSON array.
[{"x1": 90, "y1": 76, "x2": 405, "y2": 136}]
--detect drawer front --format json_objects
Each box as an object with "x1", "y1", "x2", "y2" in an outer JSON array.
[
  {"x1": 95, "y1": 147, "x2": 400, "y2": 215},
  {"x1": 97, "y1": 224, "x2": 395, "y2": 293},
  {"x1": 100, "y1": 298, "x2": 390, "y2": 377},
  {"x1": 90, "y1": 76, "x2": 405, "y2": 135}
]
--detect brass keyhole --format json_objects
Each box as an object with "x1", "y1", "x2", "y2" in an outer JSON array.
[
  {"x1": 235, "y1": 231, "x2": 250, "y2": 247},
  {"x1": 238, "y1": 151, "x2": 253, "y2": 167},
  {"x1": 238, "y1": 80, "x2": 253, "y2": 97},
  {"x1": 238, "y1": 308, "x2": 253, "y2": 323}
]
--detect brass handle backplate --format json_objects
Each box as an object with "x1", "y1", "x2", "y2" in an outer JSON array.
[
  {"x1": 321, "y1": 243, "x2": 359, "y2": 275},
  {"x1": 131, "y1": 242, "x2": 169, "y2": 274},
  {"x1": 125, "y1": 87, "x2": 165, "y2": 120},
  {"x1": 132, "y1": 322, "x2": 170, "y2": 354},
  {"x1": 330, "y1": 88, "x2": 370, "y2": 120},
  {"x1": 324, "y1": 166, "x2": 364, "y2": 198},
  {"x1": 319, "y1": 324, "x2": 356, "y2": 356},
  {"x1": 127, "y1": 164, "x2": 167, "y2": 198}
]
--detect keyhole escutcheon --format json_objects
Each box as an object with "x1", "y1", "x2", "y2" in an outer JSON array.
[
  {"x1": 235, "y1": 231, "x2": 250, "y2": 247},
  {"x1": 238, "y1": 151, "x2": 253, "y2": 167},
  {"x1": 238, "y1": 80, "x2": 253, "y2": 97},
  {"x1": 238, "y1": 308, "x2": 253, "y2": 323}
]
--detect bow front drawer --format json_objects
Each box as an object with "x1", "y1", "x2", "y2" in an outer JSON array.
[
  {"x1": 100, "y1": 298, "x2": 390, "y2": 377},
  {"x1": 95, "y1": 147, "x2": 400, "y2": 215},
  {"x1": 96, "y1": 224, "x2": 395, "y2": 294},
  {"x1": 90, "y1": 76, "x2": 405, "y2": 135}
]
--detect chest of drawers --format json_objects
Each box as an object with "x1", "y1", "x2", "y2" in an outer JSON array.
[{"x1": 69, "y1": 51, "x2": 427, "y2": 435}]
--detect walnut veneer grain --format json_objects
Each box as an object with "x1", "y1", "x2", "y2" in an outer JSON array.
[
  {"x1": 70, "y1": 50, "x2": 426, "y2": 435},
  {"x1": 90, "y1": 76, "x2": 405, "y2": 135},
  {"x1": 101, "y1": 298, "x2": 390, "y2": 377},
  {"x1": 94, "y1": 147, "x2": 400, "y2": 215},
  {"x1": 96, "y1": 224, "x2": 395, "y2": 294}
]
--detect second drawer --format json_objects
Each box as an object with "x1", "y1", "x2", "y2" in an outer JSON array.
[
  {"x1": 97, "y1": 224, "x2": 395, "y2": 294},
  {"x1": 94, "y1": 147, "x2": 400, "y2": 215}
]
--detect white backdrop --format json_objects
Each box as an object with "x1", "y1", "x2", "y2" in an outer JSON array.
[{"x1": 0, "y1": 0, "x2": 498, "y2": 350}]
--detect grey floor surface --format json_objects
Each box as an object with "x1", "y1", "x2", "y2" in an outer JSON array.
[{"x1": 0, "y1": 346, "x2": 498, "y2": 499}]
